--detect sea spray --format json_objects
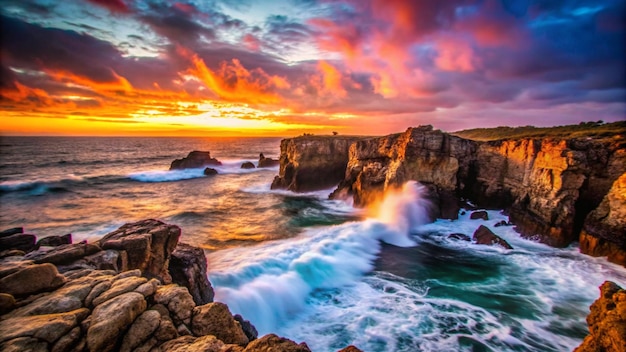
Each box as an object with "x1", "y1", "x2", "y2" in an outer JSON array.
[{"x1": 209, "y1": 181, "x2": 432, "y2": 333}]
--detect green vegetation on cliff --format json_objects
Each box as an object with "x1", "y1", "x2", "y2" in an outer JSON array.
[{"x1": 453, "y1": 121, "x2": 626, "y2": 141}]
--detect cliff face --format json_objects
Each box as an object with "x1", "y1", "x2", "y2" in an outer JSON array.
[
  {"x1": 270, "y1": 136, "x2": 366, "y2": 192},
  {"x1": 580, "y1": 172, "x2": 626, "y2": 266},
  {"x1": 575, "y1": 281, "x2": 626, "y2": 352},
  {"x1": 273, "y1": 126, "x2": 626, "y2": 260}
]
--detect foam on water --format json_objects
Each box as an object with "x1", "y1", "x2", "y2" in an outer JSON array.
[
  {"x1": 128, "y1": 160, "x2": 278, "y2": 183},
  {"x1": 209, "y1": 181, "x2": 431, "y2": 334},
  {"x1": 208, "y1": 183, "x2": 626, "y2": 351}
]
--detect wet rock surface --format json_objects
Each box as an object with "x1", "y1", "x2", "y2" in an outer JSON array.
[{"x1": 169, "y1": 151, "x2": 222, "y2": 170}]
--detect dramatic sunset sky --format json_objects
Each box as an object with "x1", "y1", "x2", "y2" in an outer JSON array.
[{"x1": 1, "y1": 0, "x2": 624, "y2": 136}]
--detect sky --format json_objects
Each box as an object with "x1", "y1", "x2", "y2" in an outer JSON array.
[{"x1": 1, "y1": 0, "x2": 624, "y2": 136}]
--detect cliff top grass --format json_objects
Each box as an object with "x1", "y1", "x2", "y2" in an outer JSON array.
[{"x1": 452, "y1": 121, "x2": 626, "y2": 141}]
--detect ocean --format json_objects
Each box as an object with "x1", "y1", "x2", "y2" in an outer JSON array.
[{"x1": 1, "y1": 136, "x2": 625, "y2": 352}]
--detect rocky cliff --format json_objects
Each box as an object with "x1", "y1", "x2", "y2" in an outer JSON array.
[
  {"x1": 575, "y1": 281, "x2": 626, "y2": 352},
  {"x1": 270, "y1": 135, "x2": 366, "y2": 192},
  {"x1": 274, "y1": 126, "x2": 626, "y2": 263},
  {"x1": 0, "y1": 220, "x2": 327, "y2": 352}
]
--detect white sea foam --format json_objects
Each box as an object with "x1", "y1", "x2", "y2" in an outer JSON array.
[
  {"x1": 209, "y1": 181, "x2": 431, "y2": 334},
  {"x1": 128, "y1": 160, "x2": 278, "y2": 183}
]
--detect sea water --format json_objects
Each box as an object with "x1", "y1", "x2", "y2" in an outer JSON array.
[{"x1": 1, "y1": 136, "x2": 625, "y2": 352}]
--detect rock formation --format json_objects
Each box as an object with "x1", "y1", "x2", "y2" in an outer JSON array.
[
  {"x1": 271, "y1": 135, "x2": 367, "y2": 192},
  {"x1": 472, "y1": 225, "x2": 513, "y2": 249},
  {"x1": 579, "y1": 173, "x2": 626, "y2": 266},
  {"x1": 203, "y1": 168, "x2": 218, "y2": 176},
  {"x1": 575, "y1": 281, "x2": 626, "y2": 352},
  {"x1": 241, "y1": 161, "x2": 255, "y2": 169},
  {"x1": 273, "y1": 126, "x2": 626, "y2": 264},
  {"x1": 170, "y1": 151, "x2": 222, "y2": 170},
  {"x1": 257, "y1": 153, "x2": 279, "y2": 168},
  {"x1": 0, "y1": 220, "x2": 356, "y2": 352}
]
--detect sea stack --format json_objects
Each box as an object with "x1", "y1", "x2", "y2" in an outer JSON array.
[{"x1": 170, "y1": 151, "x2": 222, "y2": 170}]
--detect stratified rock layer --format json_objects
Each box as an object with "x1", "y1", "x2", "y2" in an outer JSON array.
[
  {"x1": 271, "y1": 136, "x2": 366, "y2": 192},
  {"x1": 575, "y1": 281, "x2": 626, "y2": 352}
]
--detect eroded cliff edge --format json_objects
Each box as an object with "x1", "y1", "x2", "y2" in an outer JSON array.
[{"x1": 273, "y1": 126, "x2": 626, "y2": 264}]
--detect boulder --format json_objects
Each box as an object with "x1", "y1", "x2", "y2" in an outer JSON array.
[
  {"x1": 241, "y1": 161, "x2": 255, "y2": 169},
  {"x1": 0, "y1": 308, "x2": 89, "y2": 344},
  {"x1": 98, "y1": 219, "x2": 180, "y2": 283},
  {"x1": 170, "y1": 151, "x2": 221, "y2": 170},
  {"x1": 91, "y1": 275, "x2": 147, "y2": 307},
  {"x1": 154, "y1": 285, "x2": 195, "y2": 326},
  {"x1": 575, "y1": 281, "x2": 626, "y2": 352},
  {"x1": 25, "y1": 242, "x2": 101, "y2": 266},
  {"x1": 258, "y1": 153, "x2": 279, "y2": 168},
  {"x1": 169, "y1": 243, "x2": 214, "y2": 305},
  {"x1": 234, "y1": 314, "x2": 258, "y2": 342},
  {"x1": 191, "y1": 302, "x2": 249, "y2": 346},
  {"x1": 0, "y1": 293, "x2": 16, "y2": 314},
  {"x1": 470, "y1": 211, "x2": 489, "y2": 220},
  {"x1": 159, "y1": 335, "x2": 225, "y2": 352},
  {"x1": 0, "y1": 263, "x2": 66, "y2": 296},
  {"x1": 243, "y1": 334, "x2": 311, "y2": 352},
  {"x1": 472, "y1": 225, "x2": 513, "y2": 249},
  {"x1": 0, "y1": 337, "x2": 47, "y2": 352},
  {"x1": 87, "y1": 292, "x2": 147, "y2": 352},
  {"x1": 0, "y1": 234, "x2": 36, "y2": 252},
  {"x1": 119, "y1": 309, "x2": 161, "y2": 352},
  {"x1": 494, "y1": 220, "x2": 510, "y2": 227},
  {"x1": 0, "y1": 227, "x2": 23, "y2": 238},
  {"x1": 204, "y1": 167, "x2": 218, "y2": 176},
  {"x1": 36, "y1": 234, "x2": 72, "y2": 248}
]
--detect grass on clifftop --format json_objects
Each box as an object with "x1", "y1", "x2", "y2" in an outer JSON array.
[{"x1": 452, "y1": 121, "x2": 626, "y2": 141}]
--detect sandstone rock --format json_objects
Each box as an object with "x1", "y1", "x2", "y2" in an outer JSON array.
[
  {"x1": 92, "y1": 275, "x2": 147, "y2": 307},
  {"x1": 470, "y1": 211, "x2": 489, "y2": 220},
  {"x1": 0, "y1": 249, "x2": 25, "y2": 259},
  {"x1": 448, "y1": 233, "x2": 471, "y2": 241},
  {"x1": 243, "y1": 334, "x2": 311, "y2": 352},
  {"x1": 154, "y1": 317, "x2": 179, "y2": 342},
  {"x1": 154, "y1": 284, "x2": 195, "y2": 325},
  {"x1": 241, "y1": 161, "x2": 255, "y2": 169},
  {"x1": 51, "y1": 326, "x2": 81, "y2": 352},
  {"x1": 25, "y1": 242, "x2": 100, "y2": 266},
  {"x1": 169, "y1": 242, "x2": 214, "y2": 305},
  {"x1": 579, "y1": 172, "x2": 626, "y2": 266},
  {"x1": 234, "y1": 313, "x2": 258, "y2": 341},
  {"x1": 87, "y1": 292, "x2": 147, "y2": 352},
  {"x1": 204, "y1": 167, "x2": 218, "y2": 176},
  {"x1": 271, "y1": 136, "x2": 366, "y2": 192},
  {"x1": 135, "y1": 278, "x2": 159, "y2": 297},
  {"x1": 575, "y1": 281, "x2": 626, "y2": 352},
  {"x1": 5, "y1": 277, "x2": 94, "y2": 317},
  {"x1": 0, "y1": 263, "x2": 66, "y2": 296},
  {"x1": 191, "y1": 302, "x2": 249, "y2": 346},
  {"x1": 0, "y1": 259, "x2": 34, "y2": 279},
  {"x1": 0, "y1": 307, "x2": 89, "y2": 344},
  {"x1": 159, "y1": 335, "x2": 225, "y2": 352},
  {"x1": 170, "y1": 151, "x2": 222, "y2": 170},
  {"x1": 120, "y1": 309, "x2": 161, "y2": 352},
  {"x1": 82, "y1": 249, "x2": 128, "y2": 272},
  {"x1": 0, "y1": 337, "x2": 47, "y2": 352},
  {"x1": 0, "y1": 234, "x2": 36, "y2": 252},
  {"x1": 36, "y1": 234, "x2": 72, "y2": 248},
  {"x1": 0, "y1": 227, "x2": 23, "y2": 237},
  {"x1": 85, "y1": 279, "x2": 113, "y2": 307},
  {"x1": 258, "y1": 153, "x2": 279, "y2": 168},
  {"x1": 472, "y1": 225, "x2": 513, "y2": 250},
  {"x1": 0, "y1": 293, "x2": 16, "y2": 314},
  {"x1": 98, "y1": 219, "x2": 180, "y2": 283},
  {"x1": 338, "y1": 346, "x2": 364, "y2": 352}
]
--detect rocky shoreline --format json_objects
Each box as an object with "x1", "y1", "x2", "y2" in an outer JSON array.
[
  {"x1": 0, "y1": 220, "x2": 360, "y2": 352},
  {"x1": 271, "y1": 126, "x2": 626, "y2": 267}
]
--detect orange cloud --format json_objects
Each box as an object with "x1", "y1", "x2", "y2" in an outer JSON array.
[
  {"x1": 179, "y1": 47, "x2": 290, "y2": 104},
  {"x1": 1, "y1": 81, "x2": 53, "y2": 104},
  {"x1": 44, "y1": 69, "x2": 133, "y2": 93},
  {"x1": 317, "y1": 61, "x2": 347, "y2": 97}
]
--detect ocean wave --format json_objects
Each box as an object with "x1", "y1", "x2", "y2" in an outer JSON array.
[
  {"x1": 129, "y1": 160, "x2": 278, "y2": 183},
  {"x1": 0, "y1": 176, "x2": 84, "y2": 195},
  {"x1": 208, "y1": 181, "x2": 430, "y2": 334}
]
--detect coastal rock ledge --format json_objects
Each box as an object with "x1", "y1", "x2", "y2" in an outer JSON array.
[{"x1": 0, "y1": 220, "x2": 360, "y2": 352}]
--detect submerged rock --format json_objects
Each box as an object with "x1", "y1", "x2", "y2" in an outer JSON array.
[
  {"x1": 575, "y1": 281, "x2": 626, "y2": 352},
  {"x1": 472, "y1": 225, "x2": 513, "y2": 249},
  {"x1": 203, "y1": 167, "x2": 218, "y2": 176},
  {"x1": 241, "y1": 161, "x2": 255, "y2": 169},
  {"x1": 469, "y1": 211, "x2": 489, "y2": 220},
  {"x1": 257, "y1": 153, "x2": 279, "y2": 168},
  {"x1": 170, "y1": 151, "x2": 221, "y2": 170},
  {"x1": 448, "y1": 233, "x2": 471, "y2": 241}
]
